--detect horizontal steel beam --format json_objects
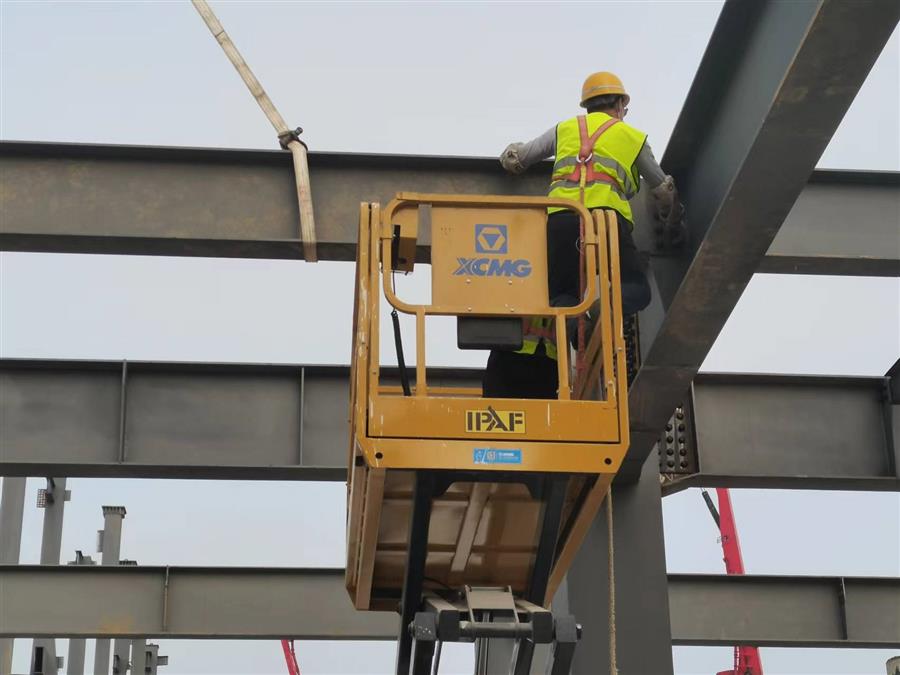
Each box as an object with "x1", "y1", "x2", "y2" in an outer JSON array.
[
  {"x1": 0, "y1": 566, "x2": 395, "y2": 640},
  {"x1": 0, "y1": 142, "x2": 895, "y2": 276},
  {"x1": 667, "y1": 573, "x2": 900, "y2": 649},
  {"x1": 0, "y1": 142, "x2": 546, "y2": 262},
  {"x1": 1, "y1": 565, "x2": 896, "y2": 648},
  {"x1": 0, "y1": 359, "x2": 476, "y2": 480},
  {"x1": 2, "y1": 359, "x2": 896, "y2": 492},
  {"x1": 663, "y1": 373, "x2": 900, "y2": 494},
  {"x1": 623, "y1": 0, "x2": 900, "y2": 481},
  {"x1": 761, "y1": 171, "x2": 900, "y2": 277}
]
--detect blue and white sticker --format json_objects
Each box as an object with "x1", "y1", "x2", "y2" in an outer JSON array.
[{"x1": 473, "y1": 448, "x2": 522, "y2": 465}]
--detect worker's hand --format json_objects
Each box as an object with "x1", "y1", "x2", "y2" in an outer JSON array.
[
  {"x1": 651, "y1": 176, "x2": 687, "y2": 249},
  {"x1": 500, "y1": 143, "x2": 526, "y2": 175},
  {"x1": 651, "y1": 175, "x2": 675, "y2": 217},
  {"x1": 651, "y1": 175, "x2": 683, "y2": 226}
]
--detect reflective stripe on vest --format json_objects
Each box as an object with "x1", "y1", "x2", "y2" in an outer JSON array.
[
  {"x1": 516, "y1": 317, "x2": 557, "y2": 361},
  {"x1": 548, "y1": 113, "x2": 647, "y2": 221}
]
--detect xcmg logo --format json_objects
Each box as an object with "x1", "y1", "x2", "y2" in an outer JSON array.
[
  {"x1": 453, "y1": 258, "x2": 532, "y2": 277},
  {"x1": 454, "y1": 224, "x2": 532, "y2": 277},
  {"x1": 475, "y1": 224, "x2": 508, "y2": 254}
]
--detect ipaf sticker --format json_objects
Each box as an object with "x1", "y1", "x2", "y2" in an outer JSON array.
[
  {"x1": 473, "y1": 448, "x2": 522, "y2": 465},
  {"x1": 466, "y1": 407, "x2": 526, "y2": 434}
]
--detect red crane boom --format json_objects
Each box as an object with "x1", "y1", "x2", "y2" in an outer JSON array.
[
  {"x1": 281, "y1": 640, "x2": 301, "y2": 675},
  {"x1": 701, "y1": 488, "x2": 764, "y2": 675}
]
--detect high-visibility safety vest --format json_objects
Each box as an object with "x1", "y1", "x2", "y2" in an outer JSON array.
[
  {"x1": 548, "y1": 113, "x2": 647, "y2": 222},
  {"x1": 516, "y1": 317, "x2": 557, "y2": 361}
]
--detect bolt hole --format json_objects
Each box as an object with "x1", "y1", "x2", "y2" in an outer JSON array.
[
  {"x1": 375, "y1": 452, "x2": 384, "y2": 460},
  {"x1": 604, "y1": 457, "x2": 612, "y2": 465}
]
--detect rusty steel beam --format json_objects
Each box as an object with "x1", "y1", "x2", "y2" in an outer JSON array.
[{"x1": 621, "y1": 0, "x2": 900, "y2": 482}]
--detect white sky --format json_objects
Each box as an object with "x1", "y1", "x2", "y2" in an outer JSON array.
[{"x1": 1, "y1": 1, "x2": 899, "y2": 674}]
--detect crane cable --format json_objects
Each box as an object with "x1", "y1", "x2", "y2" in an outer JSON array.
[
  {"x1": 191, "y1": 0, "x2": 318, "y2": 261},
  {"x1": 607, "y1": 487, "x2": 618, "y2": 675}
]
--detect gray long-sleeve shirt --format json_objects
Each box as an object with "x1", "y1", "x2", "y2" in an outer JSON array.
[{"x1": 506, "y1": 125, "x2": 667, "y2": 189}]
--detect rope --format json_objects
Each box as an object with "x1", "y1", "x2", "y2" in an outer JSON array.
[
  {"x1": 607, "y1": 487, "x2": 618, "y2": 675},
  {"x1": 191, "y1": 0, "x2": 318, "y2": 261}
]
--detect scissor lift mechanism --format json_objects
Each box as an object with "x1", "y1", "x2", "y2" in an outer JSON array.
[{"x1": 347, "y1": 194, "x2": 630, "y2": 674}]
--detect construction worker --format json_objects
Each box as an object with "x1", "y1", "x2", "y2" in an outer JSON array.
[
  {"x1": 484, "y1": 72, "x2": 682, "y2": 399},
  {"x1": 482, "y1": 316, "x2": 558, "y2": 399}
]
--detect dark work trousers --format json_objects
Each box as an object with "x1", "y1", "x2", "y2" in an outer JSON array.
[
  {"x1": 482, "y1": 342, "x2": 558, "y2": 399},
  {"x1": 547, "y1": 208, "x2": 651, "y2": 317},
  {"x1": 482, "y1": 208, "x2": 650, "y2": 400}
]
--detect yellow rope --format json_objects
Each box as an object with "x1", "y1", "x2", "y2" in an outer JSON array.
[{"x1": 607, "y1": 487, "x2": 618, "y2": 675}]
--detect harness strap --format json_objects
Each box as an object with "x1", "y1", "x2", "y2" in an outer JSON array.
[
  {"x1": 563, "y1": 115, "x2": 622, "y2": 203},
  {"x1": 573, "y1": 116, "x2": 620, "y2": 381},
  {"x1": 523, "y1": 317, "x2": 555, "y2": 342},
  {"x1": 578, "y1": 115, "x2": 620, "y2": 162}
]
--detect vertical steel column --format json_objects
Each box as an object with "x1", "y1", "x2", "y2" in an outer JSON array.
[
  {"x1": 37, "y1": 478, "x2": 68, "y2": 564},
  {"x1": 146, "y1": 644, "x2": 166, "y2": 675},
  {"x1": 130, "y1": 641, "x2": 165, "y2": 675},
  {"x1": 0, "y1": 476, "x2": 27, "y2": 674},
  {"x1": 34, "y1": 478, "x2": 70, "y2": 675},
  {"x1": 146, "y1": 644, "x2": 160, "y2": 675},
  {"x1": 130, "y1": 641, "x2": 147, "y2": 674},
  {"x1": 94, "y1": 506, "x2": 126, "y2": 675},
  {"x1": 0, "y1": 477, "x2": 26, "y2": 560},
  {"x1": 66, "y1": 552, "x2": 96, "y2": 675},
  {"x1": 566, "y1": 456, "x2": 673, "y2": 675},
  {"x1": 66, "y1": 638, "x2": 86, "y2": 675},
  {"x1": 112, "y1": 641, "x2": 130, "y2": 675}
]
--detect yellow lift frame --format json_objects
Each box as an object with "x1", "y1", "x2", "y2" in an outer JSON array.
[{"x1": 346, "y1": 193, "x2": 630, "y2": 674}]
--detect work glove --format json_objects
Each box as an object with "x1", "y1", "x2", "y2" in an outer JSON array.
[
  {"x1": 652, "y1": 175, "x2": 687, "y2": 248},
  {"x1": 652, "y1": 175, "x2": 686, "y2": 223},
  {"x1": 651, "y1": 175, "x2": 676, "y2": 219},
  {"x1": 500, "y1": 143, "x2": 526, "y2": 175}
]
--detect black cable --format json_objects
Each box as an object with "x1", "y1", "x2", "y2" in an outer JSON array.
[
  {"x1": 423, "y1": 575, "x2": 454, "y2": 591},
  {"x1": 700, "y1": 489, "x2": 721, "y2": 529},
  {"x1": 390, "y1": 272, "x2": 412, "y2": 397}
]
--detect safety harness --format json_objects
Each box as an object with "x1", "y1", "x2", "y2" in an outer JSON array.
[
  {"x1": 564, "y1": 115, "x2": 621, "y2": 377},
  {"x1": 551, "y1": 115, "x2": 622, "y2": 204},
  {"x1": 530, "y1": 117, "x2": 623, "y2": 369}
]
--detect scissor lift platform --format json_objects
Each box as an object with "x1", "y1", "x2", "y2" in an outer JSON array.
[{"x1": 346, "y1": 194, "x2": 630, "y2": 674}]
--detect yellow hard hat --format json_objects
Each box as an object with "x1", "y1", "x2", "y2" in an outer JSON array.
[{"x1": 580, "y1": 72, "x2": 630, "y2": 108}]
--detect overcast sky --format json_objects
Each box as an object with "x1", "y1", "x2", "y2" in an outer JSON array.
[{"x1": 1, "y1": 1, "x2": 899, "y2": 674}]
